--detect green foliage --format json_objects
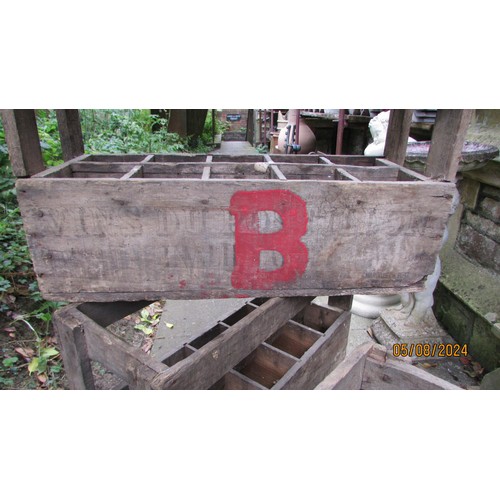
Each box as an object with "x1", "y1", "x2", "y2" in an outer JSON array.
[
  {"x1": 79, "y1": 109, "x2": 218, "y2": 154},
  {"x1": 36, "y1": 110, "x2": 63, "y2": 166},
  {"x1": 0, "y1": 114, "x2": 65, "y2": 387},
  {"x1": 0, "y1": 153, "x2": 32, "y2": 302},
  {"x1": 134, "y1": 305, "x2": 161, "y2": 336}
]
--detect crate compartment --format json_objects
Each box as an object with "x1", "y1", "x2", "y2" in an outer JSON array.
[
  {"x1": 221, "y1": 304, "x2": 258, "y2": 326},
  {"x1": 149, "y1": 154, "x2": 207, "y2": 162},
  {"x1": 292, "y1": 303, "x2": 342, "y2": 333},
  {"x1": 234, "y1": 344, "x2": 297, "y2": 389},
  {"x1": 324, "y1": 155, "x2": 379, "y2": 166},
  {"x1": 266, "y1": 321, "x2": 321, "y2": 358},
  {"x1": 336, "y1": 165, "x2": 400, "y2": 182},
  {"x1": 274, "y1": 164, "x2": 337, "y2": 180},
  {"x1": 211, "y1": 154, "x2": 266, "y2": 163},
  {"x1": 82, "y1": 154, "x2": 148, "y2": 163},
  {"x1": 142, "y1": 163, "x2": 206, "y2": 178},
  {"x1": 269, "y1": 154, "x2": 323, "y2": 164},
  {"x1": 162, "y1": 345, "x2": 196, "y2": 366},
  {"x1": 210, "y1": 370, "x2": 266, "y2": 390},
  {"x1": 204, "y1": 163, "x2": 271, "y2": 179},
  {"x1": 188, "y1": 323, "x2": 228, "y2": 349}
]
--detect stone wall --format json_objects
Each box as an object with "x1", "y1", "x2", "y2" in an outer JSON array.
[
  {"x1": 456, "y1": 183, "x2": 500, "y2": 274},
  {"x1": 433, "y1": 157, "x2": 500, "y2": 372}
]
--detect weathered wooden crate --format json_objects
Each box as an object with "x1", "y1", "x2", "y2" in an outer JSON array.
[
  {"x1": 315, "y1": 342, "x2": 462, "y2": 390},
  {"x1": 17, "y1": 153, "x2": 457, "y2": 302},
  {"x1": 53, "y1": 296, "x2": 351, "y2": 390}
]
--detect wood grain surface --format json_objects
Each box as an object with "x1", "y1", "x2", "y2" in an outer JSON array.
[{"x1": 16, "y1": 176, "x2": 457, "y2": 301}]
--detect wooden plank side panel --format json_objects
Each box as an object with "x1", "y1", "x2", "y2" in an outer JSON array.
[
  {"x1": 361, "y1": 357, "x2": 462, "y2": 390},
  {"x1": 16, "y1": 178, "x2": 457, "y2": 301},
  {"x1": 315, "y1": 342, "x2": 373, "y2": 390},
  {"x1": 69, "y1": 308, "x2": 167, "y2": 389},
  {"x1": 53, "y1": 307, "x2": 96, "y2": 389}
]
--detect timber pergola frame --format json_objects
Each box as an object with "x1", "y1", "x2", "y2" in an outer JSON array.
[{"x1": 1, "y1": 109, "x2": 474, "y2": 181}]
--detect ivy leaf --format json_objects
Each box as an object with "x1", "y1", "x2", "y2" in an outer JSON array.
[{"x1": 2, "y1": 357, "x2": 18, "y2": 368}]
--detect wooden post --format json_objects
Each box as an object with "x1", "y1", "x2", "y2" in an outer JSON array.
[
  {"x1": 53, "y1": 307, "x2": 96, "y2": 389},
  {"x1": 426, "y1": 109, "x2": 474, "y2": 181},
  {"x1": 0, "y1": 109, "x2": 44, "y2": 177},
  {"x1": 56, "y1": 109, "x2": 85, "y2": 162},
  {"x1": 335, "y1": 109, "x2": 346, "y2": 155},
  {"x1": 211, "y1": 109, "x2": 215, "y2": 144},
  {"x1": 384, "y1": 109, "x2": 413, "y2": 165}
]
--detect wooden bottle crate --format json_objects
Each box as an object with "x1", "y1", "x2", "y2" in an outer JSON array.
[
  {"x1": 53, "y1": 296, "x2": 351, "y2": 390},
  {"x1": 17, "y1": 153, "x2": 457, "y2": 302}
]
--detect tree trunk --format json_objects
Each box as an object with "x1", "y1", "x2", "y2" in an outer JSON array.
[{"x1": 167, "y1": 109, "x2": 208, "y2": 146}]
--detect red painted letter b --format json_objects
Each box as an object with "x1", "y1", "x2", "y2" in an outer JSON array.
[{"x1": 230, "y1": 190, "x2": 308, "y2": 290}]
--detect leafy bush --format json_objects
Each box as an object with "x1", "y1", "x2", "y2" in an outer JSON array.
[{"x1": 79, "y1": 109, "x2": 217, "y2": 154}]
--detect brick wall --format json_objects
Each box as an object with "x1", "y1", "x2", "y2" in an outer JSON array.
[{"x1": 218, "y1": 110, "x2": 249, "y2": 139}]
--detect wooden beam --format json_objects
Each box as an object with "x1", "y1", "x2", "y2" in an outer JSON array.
[
  {"x1": 56, "y1": 109, "x2": 85, "y2": 162},
  {"x1": 0, "y1": 109, "x2": 44, "y2": 177},
  {"x1": 426, "y1": 109, "x2": 474, "y2": 181},
  {"x1": 384, "y1": 109, "x2": 413, "y2": 165}
]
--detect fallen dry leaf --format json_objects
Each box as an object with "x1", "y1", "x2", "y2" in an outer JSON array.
[
  {"x1": 141, "y1": 338, "x2": 153, "y2": 354},
  {"x1": 37, "y1": 374, "x2": 47, "y2": 384},
  {"x1": 419, "y1": 362, "x2": 437, "y2": 369},
  {"x1": 14, "y1": 347, "x2": 35, "y2": 359},
  {"x1": 471, "y1": 361, "x2": 484, "y2": 375}
]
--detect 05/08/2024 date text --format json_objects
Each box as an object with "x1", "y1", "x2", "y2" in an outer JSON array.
[{"x1": 392, "y1": 343, "x2": 468, "y2": 358}]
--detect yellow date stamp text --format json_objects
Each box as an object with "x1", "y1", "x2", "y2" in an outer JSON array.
[{"x1": 392, "y1": 343, "x2": 468, "y2": 358}]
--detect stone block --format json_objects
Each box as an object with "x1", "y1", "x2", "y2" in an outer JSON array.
[
  {"x1": 479, "y1": 196, "x2": 500, "y2": 222},
  {"x1": 456, "y1": 224, "x2": 500, "y2": 274},
  {"x1": 433, "y1": 282, "x2": 474, "y2": 345},
  {"x1": 482, "y1": 184, "x2": 500, "y2": 200},
  {"x1": 464, "y1": 211, "x2": 500, "y2": 242},
  {"x1": 468, "y1": 316, "x2": 500, "y2": 372},
  {"x1": 480, "y1": 367, "x2": 500, "y2": 389}
]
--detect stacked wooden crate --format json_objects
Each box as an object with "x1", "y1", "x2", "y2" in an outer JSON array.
[{"x1": 16, "y1": 152, "x2": 458, "y2": 389}]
